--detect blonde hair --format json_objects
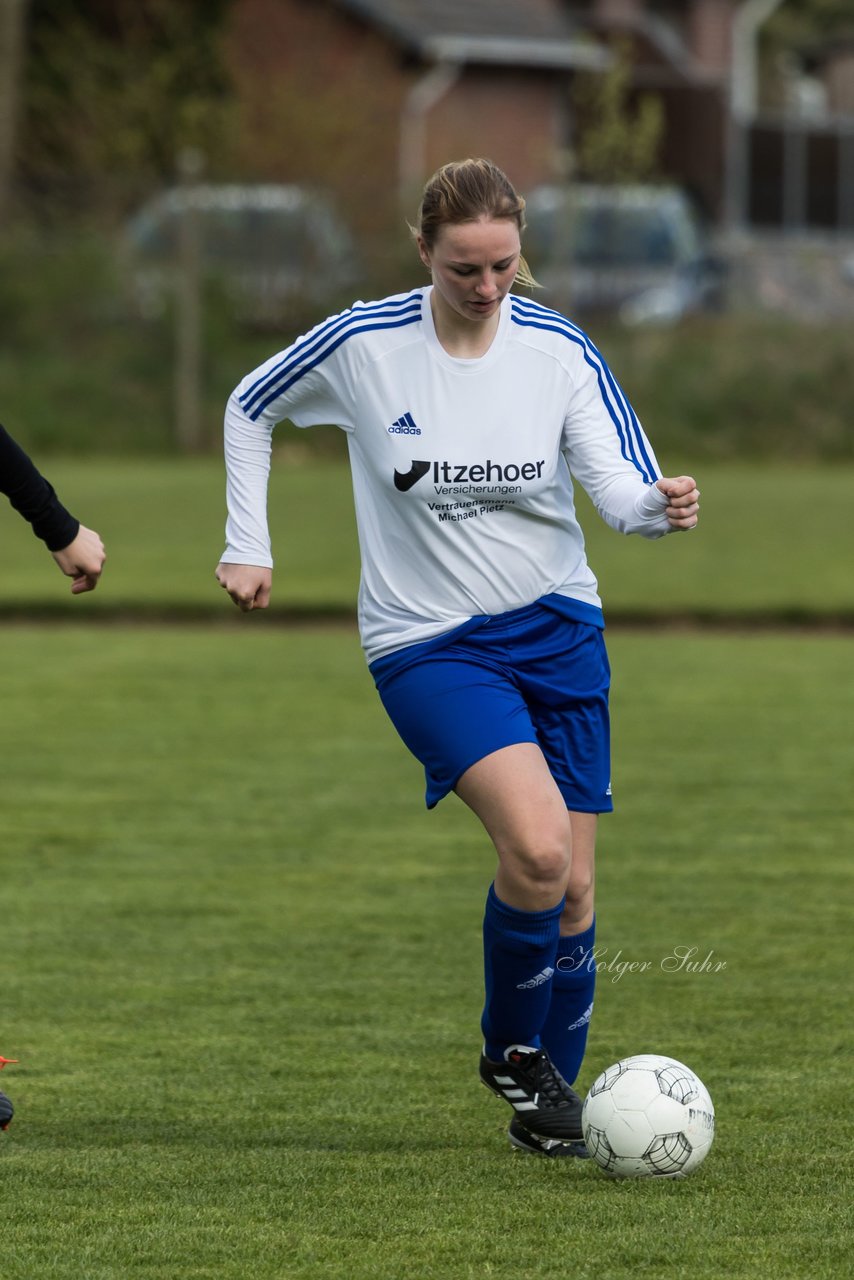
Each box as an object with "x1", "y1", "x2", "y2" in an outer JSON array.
[{"x1": 412, "y1": 158, "x2": 539, "y2": 289}]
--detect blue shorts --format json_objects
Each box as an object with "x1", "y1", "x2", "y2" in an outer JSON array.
[{"x1": 370, "y1": 600, "x2": 612, "y2": 812}]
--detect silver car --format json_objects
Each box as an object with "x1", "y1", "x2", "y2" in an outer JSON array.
[
  {"x1": 122, "y1": 183, "x2": 359, "y2": 328},
  {"x1": 523, "y1": 184, "x2": 725, "y2": 326}
]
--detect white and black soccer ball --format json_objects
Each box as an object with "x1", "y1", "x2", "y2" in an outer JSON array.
[{"x1": 582, "y1": 1054, "x2": 714, "y2": 1179}]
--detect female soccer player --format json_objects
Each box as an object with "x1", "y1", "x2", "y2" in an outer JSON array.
[
  {"x1": 1, "y1": 421, "x2": 106, "y2": 593},
  {"x1": 216, "y1": 159, "x2": 699, "y2": 1157}
]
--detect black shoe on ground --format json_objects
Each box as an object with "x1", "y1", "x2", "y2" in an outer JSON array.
[
  {"x1": 507, "y1": 1114, "x2": 590, "y2": 1158},
  {"x1": 479, "y1": 1043, "x2": 584, "y2": 1143}
]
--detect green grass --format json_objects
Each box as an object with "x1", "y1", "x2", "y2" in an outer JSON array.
[
  {"x1": 0, "y1": 457, "x2": 852, "y2": 618},
  {"x1": 1, "y1": 625, "x2": 851, "y2": 1278}
]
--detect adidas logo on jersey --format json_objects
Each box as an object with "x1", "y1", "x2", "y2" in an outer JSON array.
[{"x1": 388, "y1": 411, "x2": 421, "y2": 435}]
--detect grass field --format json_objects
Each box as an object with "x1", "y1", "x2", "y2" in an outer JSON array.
[
  {"x1": 0, "y1": 457, "x2": 852, "y2": 618},
  {"x1": 1, "y1": 623, "x2": 851, "y2": 1279}
]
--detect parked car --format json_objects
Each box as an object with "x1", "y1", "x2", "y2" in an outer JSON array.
[
  {"x1": 122, "y1": 183, "x2": 360, "y2": 328},
  {"x1": 523, "y1": 184, "x2": 726, "y2": 325}
]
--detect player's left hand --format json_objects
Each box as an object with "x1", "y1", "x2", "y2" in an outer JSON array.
[
  {"x1": 655, "y1": 476, "x2": 699, "y2": 531},
  {"x1": 51, "y1": 524, "x2": 107, "y2": 593}
]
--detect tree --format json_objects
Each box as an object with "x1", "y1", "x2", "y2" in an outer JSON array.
[
  {"x1": 20, "y1": 0, "x2": 233, "y2": 213},
  {"x1": 571, "y1": 40, "x2": 664, "y2": 185},
  {"x1": 764, "y1": 0, "x2": 854, "y2": 49},
  {"x1": 761, "y1": 0, "x2": 854, "y2": 110},
  {"x1": 0, "y1": 0, "x2": 27, "y2": 221}
]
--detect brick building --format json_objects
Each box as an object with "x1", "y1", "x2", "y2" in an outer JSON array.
[
  {"x1": 224, "y1": 1, "x2": 854, "y2": 237},
  {"x1": 225, "y1": 0, "x2": 738, "y2": 225}
]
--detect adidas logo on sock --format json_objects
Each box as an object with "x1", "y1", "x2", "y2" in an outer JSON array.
[
  {"x1": 516, "y1": 966, "x2": 555, "y2": 990},
  {"x1": 567, "y1": 1002, "x2": 594, "y2": 1031}
]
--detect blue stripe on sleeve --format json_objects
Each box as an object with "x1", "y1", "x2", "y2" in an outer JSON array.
[
  {"x1": 510, "y1": 296, "x2": 658, "y2": 482},
  {"x1": 240, "y1": 293, "x2": 423, "y2": 419}
]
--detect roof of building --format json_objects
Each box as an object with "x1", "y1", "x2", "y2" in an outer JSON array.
[{"x1": 333, "y1": 0, "x2": 612, "y2": 71}]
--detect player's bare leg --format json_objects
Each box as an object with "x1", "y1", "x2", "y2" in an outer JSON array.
[
  {"x1": 563, "y1": 811, "x2": 596, "y2": 934},
  {"x1": 456, "y1": 743, "x2": 587, "y2": 1154},
  {"x1": 455, "y1": 742, "x2": 573, "y2": 912}
]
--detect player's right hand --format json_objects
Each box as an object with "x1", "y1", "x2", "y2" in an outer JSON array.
[{"x1": 215, "y1": 562, "x2": 272, "y2": 611}]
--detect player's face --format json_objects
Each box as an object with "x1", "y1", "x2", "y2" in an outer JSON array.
[{"x1": 418, "y1": 217, "x2": 521, "y2": 326}]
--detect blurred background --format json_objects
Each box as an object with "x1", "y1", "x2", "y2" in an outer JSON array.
[
  {"x1": 0, "y1": 0, "x2": 851, "y2": 570},
  {"x1": 1, "y1": 15, "x2": 852, "y2": 1267}
]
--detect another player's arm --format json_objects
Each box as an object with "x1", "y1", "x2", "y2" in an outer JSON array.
[{"x1": 0, "y1": 422, "x2": 106, "y2": 592}]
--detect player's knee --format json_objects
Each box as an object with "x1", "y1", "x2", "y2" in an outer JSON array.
[
  {"x1": 502, "y1": 826, "x2": 572, "y2": 890},
  {"x1": 565, "y1": 864, "x2": 594, "y2": 912}
]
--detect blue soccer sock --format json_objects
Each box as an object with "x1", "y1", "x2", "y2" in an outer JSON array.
[
  {"x1": 539, "y1": 917, "x2": 596, "y2": 1086},
  {"x1": 481, "y1": 883, "x2": 563, "y2": 1062}
]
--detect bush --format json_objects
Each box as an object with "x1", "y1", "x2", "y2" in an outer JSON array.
[
  {"x1": 594, "y1": 314, "x2": 854, "y2": 461},
  {"x1": 1, "y1": 226, "x2": 851, "y2": 460}
]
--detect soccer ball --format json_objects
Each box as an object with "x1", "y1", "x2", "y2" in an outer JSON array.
[{"x1": 582, "y1": 1054, "x2": 714, "y2": 1179}]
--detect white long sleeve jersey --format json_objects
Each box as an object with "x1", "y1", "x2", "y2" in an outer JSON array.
[{"x1": 223, "y1": 287, "x2": 673, "y2": 663}]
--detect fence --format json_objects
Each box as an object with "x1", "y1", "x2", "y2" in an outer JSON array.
[{"x1": 746, "y1": 114, "x2": 854, "y2": 233}]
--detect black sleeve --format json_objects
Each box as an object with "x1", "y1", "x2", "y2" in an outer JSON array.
[{"x1": 0, "y1": 422, "x2": 80, "y2": 551}]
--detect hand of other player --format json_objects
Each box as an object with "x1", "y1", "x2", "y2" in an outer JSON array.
[
  {"x1": 215, "y1": 562, "x2": 272, "y2": 612},
  {"x1": 52, "y1": 525, "x2": 106, "y2": 593},
  {"x1": 655, "y1": 476, "x2": 700, "y2": 531}
]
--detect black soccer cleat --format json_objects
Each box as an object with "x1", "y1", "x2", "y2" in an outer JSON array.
[
  {"x1": 507, "y1": 1114, "x2": 590, "y2": 1158},
  {"x1": 480, "y1": 1043, "x2": 584, "y2": 1143},
  {"x1": 0, "y1": 1091, "x2": 13, "y2": 1131}
]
